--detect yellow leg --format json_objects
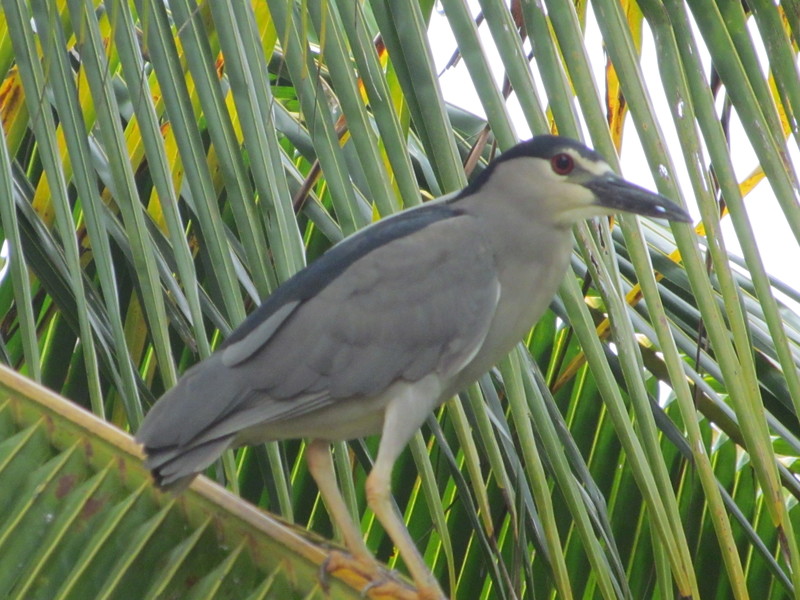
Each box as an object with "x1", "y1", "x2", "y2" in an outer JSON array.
[
  {"x1": 307, "y1": 439, "x2": 423, "y2": 599},
  {"x1": 366, "y1": 387, "x2": 447, "y2": 599},
  {"x1": 305, "y1": 439, "x2": 372, "y2": 561}
]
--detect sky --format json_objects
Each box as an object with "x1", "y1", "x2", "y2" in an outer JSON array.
[{"x1": 427, "y1": 3, "x2": 800, "y2": 303}]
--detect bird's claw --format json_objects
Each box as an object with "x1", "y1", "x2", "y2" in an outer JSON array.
[
  {"x1": 318, "y1": 550, "x2": 430, "y2": 599},
  {"x1": 362, "y1": 578, "x2": 447, "y2": 600}
]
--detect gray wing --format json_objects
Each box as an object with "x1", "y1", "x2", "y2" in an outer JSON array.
[
  {"x1": 229, "y1": 211, "x2": 500, "y2": 401},
  {"x1": 136, "y1": 207, "x2": 499, "y2": 487}
]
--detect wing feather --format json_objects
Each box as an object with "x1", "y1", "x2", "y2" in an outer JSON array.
[
  {"x1": 252, "y1": 212, "x2": 500, "y2": 400},
  {"x1": 137, "y1": 207, "x2": 501, "y2": 476}
]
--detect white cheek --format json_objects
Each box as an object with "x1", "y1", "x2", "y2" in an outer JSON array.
[
  {"x1": 551, "y1": 185, "x2": 604, "y2": 225},
  {"x1": 580, "y1": 159, "x2": 614, "y2": 177},
  {"x1": 563, "y1": 148, "x2": 613, "y2": 178}
]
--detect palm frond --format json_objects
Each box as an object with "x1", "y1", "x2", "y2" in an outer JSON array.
[{"x1": 0, "y1": 1, "x2": 798, "y2": 598}]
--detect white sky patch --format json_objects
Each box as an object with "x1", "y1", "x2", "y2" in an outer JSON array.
[
  {"x1": 0, "y1": 240, "x2": 8, "y2": 282},
  {"x1": 429, "y1": 1, "x2": 800, "y2": 306}
]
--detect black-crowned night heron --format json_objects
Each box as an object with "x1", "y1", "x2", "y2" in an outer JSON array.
[{"x1": 136, "y1": 135, "x2": 690, "y2": 599}]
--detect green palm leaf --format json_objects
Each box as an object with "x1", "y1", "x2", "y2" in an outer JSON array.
[
  {"x1": 0, "y1": 363, "x2": 378, "y2": 599},
  {"x1": 0, "y1": 1, "x2": 798, "y2": 598}
]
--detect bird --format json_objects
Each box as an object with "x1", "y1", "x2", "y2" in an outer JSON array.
[{"x1": 136, "y1": 135, "x2": 691, "y2": 599}]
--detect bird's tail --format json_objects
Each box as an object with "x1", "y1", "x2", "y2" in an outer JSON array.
[
  {"x1": 138, "y1": 434, "x2": 234, "y2": 491},
  {"x1": 135, "y1": 353, "x2": 245, "y2": 491}
]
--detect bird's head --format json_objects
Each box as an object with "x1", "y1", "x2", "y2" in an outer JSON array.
[{"x1": 462, "y1": 135, "x2": 691, "y2": 228}]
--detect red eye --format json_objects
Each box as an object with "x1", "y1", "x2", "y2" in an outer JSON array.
[{"x1": 551, "y1": 153, "x2": 574, "y2": 175}]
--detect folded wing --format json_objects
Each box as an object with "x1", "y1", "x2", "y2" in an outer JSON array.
[{"x1": 136, "y1": 205, "x2": 500, "y2": 488}]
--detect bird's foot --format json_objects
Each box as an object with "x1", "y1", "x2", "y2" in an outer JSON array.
[
  {"x1": 319, "y1": 549, "x2": 381, "y2": 587},
  {"x1": 320, "y1": 550, "x2": 443, "y2": 599}
]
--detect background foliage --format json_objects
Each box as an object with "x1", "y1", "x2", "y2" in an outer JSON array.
[{"x1": 0, "y1": 1, "x2": 799, "y2": 598}]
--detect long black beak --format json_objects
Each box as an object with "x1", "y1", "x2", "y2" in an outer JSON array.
[{"x1": 585, "y1": 173, "x2": 692, "y2": 223}]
